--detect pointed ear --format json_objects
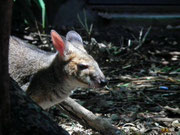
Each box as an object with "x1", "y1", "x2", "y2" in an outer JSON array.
[
  {"x1": 66, "y1": 31, "x2": 83, "y2": 43},
  {"x1": 51, "y1": 30, "x2": 65, "y2": 57}
]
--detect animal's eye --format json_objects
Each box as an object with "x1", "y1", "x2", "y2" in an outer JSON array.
[{"x1": 78, "y1": 64, "x2": 88, "y2": 70}]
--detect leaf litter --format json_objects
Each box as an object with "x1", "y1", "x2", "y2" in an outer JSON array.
[{"x1": 19, "y1": 26, "x2": 180, "y2": 135}]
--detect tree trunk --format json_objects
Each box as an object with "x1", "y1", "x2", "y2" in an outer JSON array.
[
  {"x1": 0, "y1": 0, "x2": 13, "y2": 135},
  {"x1": 9, "y1": 78, "x2": 70, "y2": 135}
]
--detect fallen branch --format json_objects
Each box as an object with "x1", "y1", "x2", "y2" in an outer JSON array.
[
  {"x1": 59, "y1": 97, "x2": 125, "y2": 135},
  {"x1": 153, "y1": 117, "x2": 180, "y2": 122},
  {"x1": 164, "y1": 106, "x2": 180, "y2": 115}
]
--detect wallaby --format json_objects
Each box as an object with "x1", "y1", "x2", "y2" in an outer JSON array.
[{"x1": 9, "y1": 30, "x2": 107, "y2": 109}]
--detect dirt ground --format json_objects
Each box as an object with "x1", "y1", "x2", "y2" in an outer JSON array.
[
  {"x1": 56, "y1": 25, "x2": 180, "y2": 135},
  {"x1": 13, "y1": 24, "x2": 180, "y2": 135}
]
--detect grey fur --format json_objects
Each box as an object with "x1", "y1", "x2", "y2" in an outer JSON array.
[
  {"x1": 9, "y1": 36, "x2": 56, "y2": 87},
  {"x1": 9, "y1": 36, "x2": 76, "y2": 108},
  {"x1": 9, "y1": 31, "x2": 106, "y2": 109},
  {"x1": 66, "y1": 31, "x2": 83, "y2": 43}
]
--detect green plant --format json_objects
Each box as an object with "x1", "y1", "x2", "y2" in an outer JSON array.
[
  {"x1": 133, "y1": 26, "x2": 151, "y2": 50},
  {"x1": 13, "y1": 0, "x2": 47, "y2": 30},
  {"x1": 77, "y1": 9, "x2": 93, "y2": 37},
  {"x1": 34, "y1": 0, "x2": 46, "y2": 29}
]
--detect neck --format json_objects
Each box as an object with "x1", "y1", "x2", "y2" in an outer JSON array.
[{"x1": 28, "y1": 56, "x2": 80, "y2": 109}]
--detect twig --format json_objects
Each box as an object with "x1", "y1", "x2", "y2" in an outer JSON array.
[
  {"x1": 35, "y1": 20, "x2": 43, "y2": 42},
  {"x1": 58, "y1": 97, "x2": 126, "y2": 135},
  {"x1": 164, "y1": 106, "x2": 180, "y2": 115},
  {"x1": 140, "y1": 92, "x2": 164, "y2": 109},
  {"x1": 153, "y1": 117, "x2": 180, "y2": 122}
]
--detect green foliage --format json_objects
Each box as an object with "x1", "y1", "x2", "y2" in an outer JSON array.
[
  {"x1": 34, "y1": 0, "x2": 46, "y2": 29},
  {"x1": 160, "y1": 66, "x2": 172, "y2": 73},
  {"x1": 77, "y1": 9, "x2": 93, "y2": 38},
  {"x1": 13, "y1": 0, "x2": 47, "y2": 30},
  {"x1": 132, "y1": 26, "x2": 151, "y2": 50},
  {"x1": 120, "y1": 83, "x2": 130, "y2": 87}
]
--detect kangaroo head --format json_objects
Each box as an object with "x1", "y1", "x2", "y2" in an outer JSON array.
[{"x1": 51, "y1": 30, "x2": 107, "y2": 88}]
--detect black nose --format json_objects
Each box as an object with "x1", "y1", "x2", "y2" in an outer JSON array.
[{"x1": 100, "y1": 79, "x2": 108, "y2": 86}]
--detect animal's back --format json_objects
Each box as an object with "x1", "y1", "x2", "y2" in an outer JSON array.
[{"x1": 9, "y1": 36, "x2": 56, "y2": 87}]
